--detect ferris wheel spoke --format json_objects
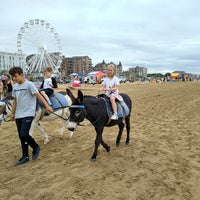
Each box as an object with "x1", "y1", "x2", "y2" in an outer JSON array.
[
  {"x1": 28, "y1": 23, "x2": 42, "y2": 44},
  {"x1": 45, "y1": 54, "x2": 55, "y2": 67},
  {"x1": 28, "y1": 55, "x2": 38, "y2": 72},
  {"x1": 21, "y1": 34, "x2": 39, "y2": 50},
  {"x1": 51, "y1": 54, "x2": 60, "y2": 66},
  {"x1": 49, "y1": 54, "x2": 57, "y2": 66},
  {"x1": 23, "y1": 26, "x2": 38, "y2": 45},
  {"x1": 43, "y1": 57, "x2": 49, "y2": 69},
  {"x1": 22, "y1": 40, "x2": 38, "y2": 50}
]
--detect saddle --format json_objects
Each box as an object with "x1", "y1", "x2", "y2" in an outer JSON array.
[
  {"x1": 38, "y1": 93, "x2": 69, "y2": 119},
  {"x1": 49, "y1": 93, "x2": 69, "y2": 111},
  {"x1": 97, "y1": 94, "x2": 129, "y2": 119}
]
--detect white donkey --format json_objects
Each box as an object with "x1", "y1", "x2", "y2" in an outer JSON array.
[{"x1": 0, "y1": 89, "x2": 73, "y2": 144}]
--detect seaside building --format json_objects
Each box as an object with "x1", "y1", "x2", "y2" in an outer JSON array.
[
  {"x1": 128, "y1": 66, "x2": 147, "y2": 80},
  {"x1": 93, "y1": 60, "x2": 123, "y2": 76},
  {"x1": 61, "y1": 56, "x2": 92, "y2": 77},
  {"x1": 0, "y1": 51, "x2": 26, "y2": 72},
  {"x1": 93, "y1": 60, "x2": 107, "y2": 72}
]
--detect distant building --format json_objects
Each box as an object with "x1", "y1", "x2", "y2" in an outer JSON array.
[
  {"x1": 93, "y1": 60, "x2": 107, "y2": 72},
  {"x1": 61, "y1": 55, "x2": 92, "y2": 77},
  {"x1": 0, "y1": 51, "x2": 26, "y2": 72},
  {"x1": 116, "y1": 61, "x2": 123, "y2": 76},
  {"x1": 129, "y1": 66, "x2": 147, "y2": 80},
  {"x1": 93, "y1": 60, "x2": 123, "y2": 76}
]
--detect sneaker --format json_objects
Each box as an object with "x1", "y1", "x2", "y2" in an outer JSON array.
[
  {"x1": 111, "y1": 113, "x2": 118, "y2": 120},
  {"x1": 32, "y1": 145, "x2": 40, "y2": 160},
  {"x1": 15, "y1": 157, "x2": 29, "y2": 166}
]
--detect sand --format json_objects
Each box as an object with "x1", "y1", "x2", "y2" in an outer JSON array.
[{"x1": 1, "y1": 81, "x2": 200, "y2": 200}]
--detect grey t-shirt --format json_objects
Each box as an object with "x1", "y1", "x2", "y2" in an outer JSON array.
[{"x1": 12, "y1": 80, "x2": 38, "y2": 118}]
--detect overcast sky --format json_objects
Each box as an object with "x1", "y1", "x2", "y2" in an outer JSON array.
[{"x1": 1, "y1": 0, "x2": 200, "y2": 74}]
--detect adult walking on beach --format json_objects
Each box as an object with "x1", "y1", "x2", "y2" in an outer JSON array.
[{"x1": 9, "y1": 67, "x2": 53, "y2": 166}]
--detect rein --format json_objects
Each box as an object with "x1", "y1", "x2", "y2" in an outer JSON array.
[
  {"x1": 50, "y1": 105, "x2": 85, "y2": 121},
  {"x1": 51, "y1": 111, "x2": 70, "y2": 121}
]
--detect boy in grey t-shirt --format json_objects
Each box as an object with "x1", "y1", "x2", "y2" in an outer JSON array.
[{"x1": 9, "y1": 67, "x2": 53, "y2": 166}]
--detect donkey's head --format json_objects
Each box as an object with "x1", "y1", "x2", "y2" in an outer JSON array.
[{"x1": 66, "y1": 88, "x2": 86, "y2": 131}]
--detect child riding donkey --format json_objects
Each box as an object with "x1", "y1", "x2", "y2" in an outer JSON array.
[
  {"x1": 99, "y1": 64, "x2": 124, "y2": 120},
  {"x1": 40, "y1": 67, "x2": 57, "y2": 106}
]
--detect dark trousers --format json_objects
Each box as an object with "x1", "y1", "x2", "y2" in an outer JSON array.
[
  {"x1": 15, "y1": 117, "x2": 38, "y2": 157},
  {"x1": 40, "y1": 88, "x2": 54, "y2": 96}
]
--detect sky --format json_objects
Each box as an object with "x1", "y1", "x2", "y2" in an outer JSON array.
[{"x1": 1, "y1": 0, "x2": 200, "y2": 74}]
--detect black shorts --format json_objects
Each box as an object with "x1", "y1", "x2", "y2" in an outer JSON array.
[{"x1": 40, "y1": 88, "x2": 54, "y2": 96}]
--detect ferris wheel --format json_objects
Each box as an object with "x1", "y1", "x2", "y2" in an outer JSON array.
[{"x1": 17, "y1": 19, "x2": 62, "y2": 74}]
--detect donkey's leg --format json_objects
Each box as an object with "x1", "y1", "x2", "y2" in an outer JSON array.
[
  {"x1": 30, "y1": 120, "x2": 50, "y2": 144},
  {"x1": 59, "y1": 119, "x2": 66, "y2": 138},
  {"x1": 36, "y1": 123, "x2": 50, "y2": 144},
  {"x1": 125, "y1": 116, "x2": 130, "y2": 145},
  {"x1": 116, "y1": 121, "x2": 125, "y2": 146},
  {"x1": 32, "y1": 109, "x2": 50, "y2": 144},
  {"x1": 60, "y1": 114, "x2": 74, "y2": 138},
  {"x1": 101, "y1": 138, "x2": 110, "y2": 152},
  {"x1": 29, "y1": 120, "x2": 35, "y2": 138},
  {"x1": 91, "y1": 126, "x2": 104, "y2": 161}
]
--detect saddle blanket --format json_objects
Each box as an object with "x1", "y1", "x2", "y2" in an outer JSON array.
[
  {"x1": 38, "y1": 93, "x2": 69, "y2": 112},
  {"x1": 49, "y1": 93, "x2": 69, "y2": 111},
  {"x1": 100, "y1": 96, "x2": 129, "y2": 118}
]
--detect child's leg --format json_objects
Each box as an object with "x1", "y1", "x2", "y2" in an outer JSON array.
[
  {"x1": 41, "y1": 91, "x2": 52, "y2": 105},
  {"x1": 110, "y1": 96, "x2": 117, "y2": 113},
  {"x1": 110, "y1": 96, "x2": 118, "y2": 120}
]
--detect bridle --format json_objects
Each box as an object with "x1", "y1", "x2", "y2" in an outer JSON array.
[
  {"x1": 74, "y1": 98, "x2": 107, "y2": 126},
  {"x1": 51, "y1": 105, "x2": 85, "y2": 121}
]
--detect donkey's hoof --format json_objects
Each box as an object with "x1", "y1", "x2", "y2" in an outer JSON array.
[
  {"x1": 106, "y1": 146, "x2": 111, "y2": 152},
  {"x1": 44, "y1": 139, "x2": 50, "y2": 144},
  {"x1": 125, "y1": 141, "x2": 130, "y2": 145},
  {"x1": 91, "y1": 157, "x2": 96, "y2": 162},
  {"x1": 116, "y1": 142, "x2": 120, "y2": 147},
  {"x1": 69, "y1": 132, "x2": 74, "y2": 138}
]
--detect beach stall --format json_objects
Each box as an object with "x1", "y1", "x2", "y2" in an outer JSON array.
[
  {"x1": 170, "y1": 73, "x2": 180, "y2": 82},
  {"x1": 182, "y1": 73, "x2": 189, "y2": 81},
  {"x1": 86, "y1": 71, "x2": 105, "y2": 84},
  {"x1": 170, "y1": 72, "x2": 189, "y2": 82}
]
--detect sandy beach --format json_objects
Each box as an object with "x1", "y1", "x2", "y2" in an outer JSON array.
[{"x1": 1, "y1": 81, "x2": 200, "y2": 200}]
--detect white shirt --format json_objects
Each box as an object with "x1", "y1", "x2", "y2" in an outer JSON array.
[
  {"x1": 102, "y1": 76, "x2": 120, "y2": 97},
  {"x1": 43, "y1": 78, "x2": 52, "y2": 89}
]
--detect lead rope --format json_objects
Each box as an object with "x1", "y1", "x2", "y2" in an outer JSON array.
[{"x1": 51, "y1": 111, "x2": 70, "y2": 121}]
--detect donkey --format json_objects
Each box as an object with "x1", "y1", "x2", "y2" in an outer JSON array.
[
  {"x1": 0, "y1": 88, "x2": 73, "y2": 144},
  {"x1": 66, "y1": 88, "x2": 132, "y2": 161}
]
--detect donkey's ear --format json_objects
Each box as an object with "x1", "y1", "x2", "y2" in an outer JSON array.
[
  {"x1": 77, "y1": 90, "x2": 83, "y2": 103},
  {"x1": 66, "y1": 88, "x2": 76, "y2": 103}
]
